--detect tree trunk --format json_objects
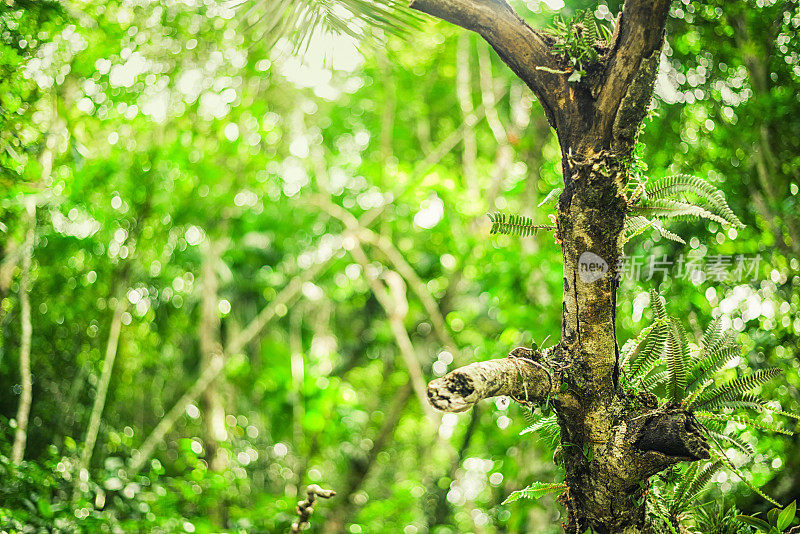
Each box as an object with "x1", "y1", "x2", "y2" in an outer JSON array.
[
  {"x1": 11, "y1": 198, "x2": 36, "y2": 465},
  {"x1": 409, "y1": 1, "x2": 712, "y2": 532}
]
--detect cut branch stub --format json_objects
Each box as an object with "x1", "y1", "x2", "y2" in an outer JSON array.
[
  {"x1": 427, "y1": 349, "x2": 555, "y2": 412},
  {"x1": 635, "y1": 409, "x2": 710, "y2": 462}
]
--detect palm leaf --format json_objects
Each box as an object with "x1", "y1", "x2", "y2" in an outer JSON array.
[{"x1": 239, "y1": 0, "x2": 421, "y2": 53}]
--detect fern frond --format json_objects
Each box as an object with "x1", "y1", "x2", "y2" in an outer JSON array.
[
  {"x1": 708, "y1": 447, "x2": 781, "y2": 507},
  {"x1": 650, "y1": 290, "x2": 668, "y2": 321},
  {"x1": 685, "y1": 462, "x2": 721, "y2": 501},
  {"x1": 521, "y1": 413, "x2": 561, "y2": 449},
  {"x1": 622, "y1": 216, "x2": 657, "y2": 244},
  {"x1": 700, "y1": 316, "x2": 724, "y2": 352},
  {"x1": 644, "y1": 174, "x2": 744, "y2": 228},
  {"x1": 671, "y1": 462, "x2": 699, "y2": 511},
  {"x1": 620, "y1": 323, "x2": 657, "y2": 373},
  {"x1": 704, "y1": 430, "x2": 755, "y2": 456},
  {"x1": 667, "y1": 320, "x2": 687, "y2": 404},
  {"x1": 502, "y1": 481, "x2": 567, "y2": 504},
  {"x1": 641, "y1": 370, "x2": 669, "y2": 393},
  {"x1": 488, "y1": 213, "x2": 556, "y2": 237},
  {"x1": 697, "y1": 411, "x2": 794, "y2": 436},
  {"x1": 692, "y1": 368, "x2": 782, "y2": 410},
  {"x1": 627, "y1": 321, "x2": 668, "y2": 381},
  {"x1": 630, "y1": 199, "x2": 731, "y2": 226},
  {"x1": 538, "y1": 187, "x2": 562, "y2": 208},
  {"x1": 700, "y1": 391, "x2": 768, "y2": 412},
  {"x1": 653, "y1": 222, "x2": 686, "y2": 244},
  {"x1": 685, "y1": 344, "x2": 741, "y2": 394}
]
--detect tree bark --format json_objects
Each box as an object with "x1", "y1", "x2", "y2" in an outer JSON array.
[{"x1": 409, "y1": 1, "x2": 711, "y2": 532}]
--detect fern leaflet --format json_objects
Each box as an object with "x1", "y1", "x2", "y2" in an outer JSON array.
[
  {"x1": 488, "y1": 213, "x2": 556, "y2": 237},
  {"x1": 502, "y1": 481, "x2": 567, "y2": 504}
]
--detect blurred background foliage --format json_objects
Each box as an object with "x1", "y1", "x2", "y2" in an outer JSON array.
[{"x1": 0, "y1": 0, "x2": 798, "y2": 532}]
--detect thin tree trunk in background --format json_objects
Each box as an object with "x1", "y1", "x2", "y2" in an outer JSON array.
[
  {"x1": 127, "y1": 258, "x2": 329, "y2": 476},
  {"x1": 322, "y1": 384, "x2": 413, "y2": 534},
  {"x1": 199, "y1": 240, "x2": 228, "y2": 473},
  {"x1": 457, "y1": 31, "x2": 477, "y2": 193},
  {"x1": 75, "y1": 301, "x2": 124, "y2": 487},
  {"x1": 11, "y1": 198, "x2": 36, "y2": 465}
]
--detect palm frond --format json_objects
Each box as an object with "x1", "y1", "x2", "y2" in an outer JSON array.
[
  {"x1": 488, "y1": 213, "x2": 556, "y2": 237},
  {"x1": 241, "y1": 0, "x2": 420, "y2": 53},
  {"x1": 502, "y1": 481, "x2": 567, "y2": 504},
  {"x1": 644, "y1": 174, "x2": 744, "y2": 228}
]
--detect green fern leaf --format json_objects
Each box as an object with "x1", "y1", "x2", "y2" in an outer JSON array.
[
  {"x1": 488, "y1": 213, "x2": 556, "y2": 237},
  {"x1": 692, "y1": 368, "x2": 782, "y2": 410},
  {"x1": 697, "y1": 411, "x2": 794, "y2": 436},
  {"x1": 700, "y1": 316, "x2": 724, "y2": 352},
  {"x1": 667, "y1": 319, "x2": 687, "y2": 404},
  {"x1": 502, "y1": 481, "x2": 567, "y2": 504},
  {"x1": 644, "y1": 174, "x2": 744, "y2": 228},
  {"x1": 521, "y1": 413, "x2": 561, "y2": 449},
  {"x1": 704, "y1": 430, "x2": 755, "y2": 456},
  {"x1": 630, "y1": 198, "x2": 732, "y2": 226},
  {"x1": 538, "y1": 187, "x2": 562, "y2": 208},
  {"x1": 650, "y1": 290, "x2": 668, "y2": 321},
  {"x1": 685, "y1": 461, "x2": 721, "y2": 501},
  {"x1": 686, "y1": 346, "x2": 741, "y2": 394},
  {"x1": 627, "y1": 321, "x2": 668, "y2": 381},
  {"x1": 653, "y1": 222, "x2": 686, "y2": 244},
  {"x1": 622, "y1": 216, "x2": 658, "y2": 244},
  {"x1": 708, "y1": 447, "x2": 781, "y2": 507}
]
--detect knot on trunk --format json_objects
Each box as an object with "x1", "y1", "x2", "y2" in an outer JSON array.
[{"x1": 636, "y1": 409, "x2": 710, "y2": 461}]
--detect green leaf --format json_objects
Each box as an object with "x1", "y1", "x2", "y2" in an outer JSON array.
[
  {"x1": 488, "y1": 212, "x2": 556, "y2": 237},
  {"x1": 777, "y1": 501, "x2": 796, "y2": 531},
  {"x1": 37, "y1": 498, "x2": 53, "y2": 519},
  {"x1": 502, "y1": 481, "x2": 567, "y2": 504},
  {"x1": 736, "y1": 514, "x2": 772, "y2": 532}
]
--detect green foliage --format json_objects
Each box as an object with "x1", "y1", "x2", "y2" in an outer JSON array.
[
  {"x1": 624, "y1": 174, "x2": 744, "y2": 246},
  {"x1": 623, "y1": 292, "x2": 799, "y2": 509},
  {"x1": 692, "y1": 500, "x2": 751, "y2": 534},
  {"x1": 737, "y1": 500, "x2": 797, "y2": 533},
  {"x1": 501, "y1": 481, "x2": 567, "y2": 505},
  {"x1": 520, "y1": 412, "x2": 561, "y2": 450},
  {"x1": 252, "y1": 0, "x2": 420, "y2": 52},
  {"x1": 488, "y1": 212, "x2": 556, "y2": 237},
  {"x1": 543, "y1": 10, "x2": 613, "y2": 82}
]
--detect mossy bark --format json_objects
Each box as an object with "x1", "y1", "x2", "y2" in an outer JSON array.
[{"x1": 407, "y1": 0, "x2": 712, "y2": 532}]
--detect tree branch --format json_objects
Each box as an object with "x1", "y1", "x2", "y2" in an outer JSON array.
[
  {"x1": 409, "y1": 0, "x2": 563, "y2": 128},
  {"x1": 596, "y1": 0, "x2": 671, "y2": 148},
  {"x1": 427, "y1": 348, "x2": 556, "y2": 412}
]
